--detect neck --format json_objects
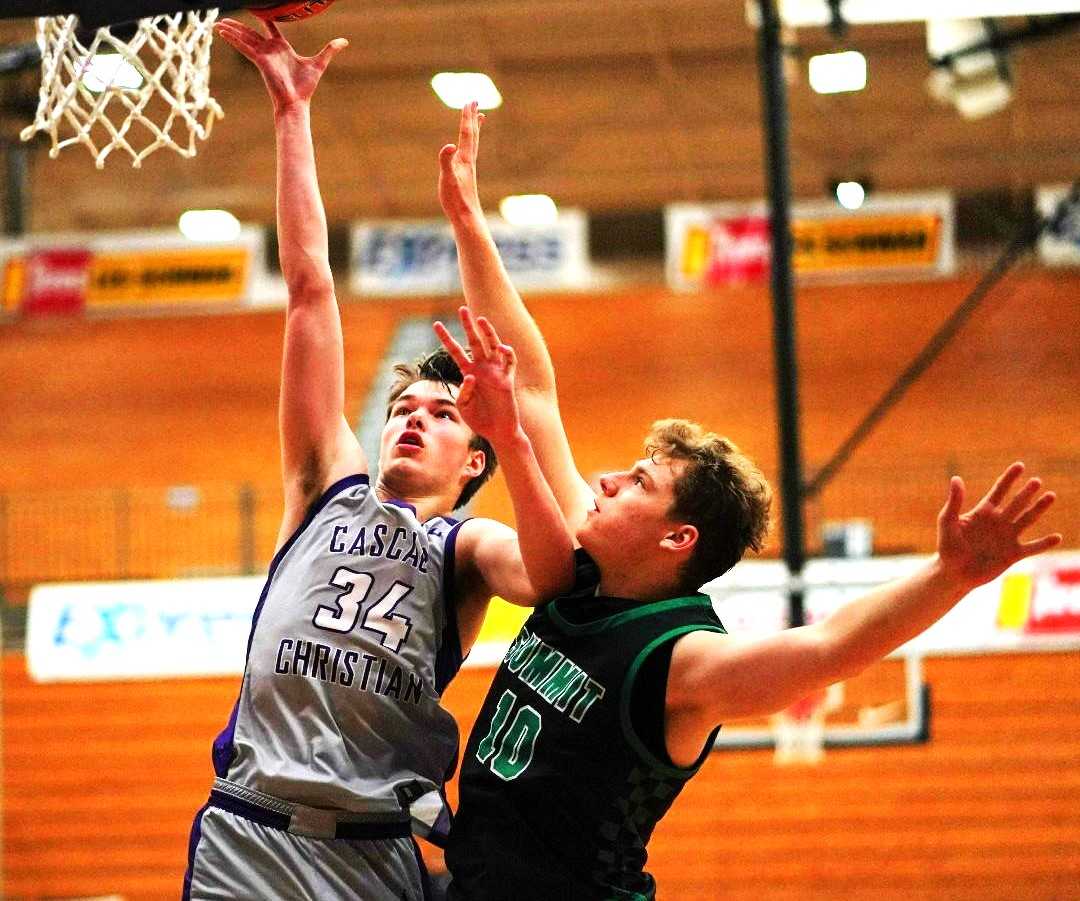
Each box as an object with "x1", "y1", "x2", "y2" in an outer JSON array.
[
  {"x1": 596, "y1": 565, "x2": 681, "y2": 603},
  {"x1": 373, "y1": 476, "x2": 457, "y2": 523}
]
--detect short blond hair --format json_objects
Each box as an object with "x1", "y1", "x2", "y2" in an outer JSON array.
[{"x1": 646, "y1": 419, "x2": 772, "y2": 591}]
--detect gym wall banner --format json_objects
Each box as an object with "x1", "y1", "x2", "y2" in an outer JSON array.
[
  {"x1": 350, "y1": 210, "x2": 590, "y2": 296},
  {"x1": 26, "y1": 553, "x2": 1079, "y2": 683},
  {"x1": 665, "y1": 192, "x2": 955, "y2": 290},
  {"x1": 1037, "y1": 183, "x2": 1080, "y2": 266},
  {"x1": 703, "y1": 551, "x2": 1080, "y2": 657},
  {"x1": 0, "y1": 227, "x2": 265, "y2": 315}
]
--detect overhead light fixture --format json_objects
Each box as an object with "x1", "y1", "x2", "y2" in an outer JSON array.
[
  {"x1": 498, "y1": 194, "x2": 558, "y2": 226},
  {"x1": 808, "y1": 50, "x2": 867, "y2": 93},
  {"x1": 829, "y1": 179, "x2": 870, "y2": 210},
  {"x1": 178, "y1": 209, "x2": 242, "y2": 242},
  {"x1": 80, "y1": 52, "x2": 143, "y2": 93},
  {"x1": 430, "y1": 72, "x2": 502, "y2": 110},
  {"x1": 926, "y1": 18, "x2": 1013, "y2": 119}
]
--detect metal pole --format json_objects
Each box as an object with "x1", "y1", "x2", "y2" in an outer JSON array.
[
  {"x1": 757, "y1": 0, "x2": 808, "y2": 626},
  {"x1": 3, "y1": 141, "x2": 28, "y2": 237}
]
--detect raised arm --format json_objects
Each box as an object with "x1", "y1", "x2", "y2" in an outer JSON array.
[
  {"x1": 434, "y1": 307, "x2": 575, "y2": 607},
  {"x1": 438, "y1": 102, "x2": 595, "y2": 531},
  {"x1": 664, "y1": 463, "x2": 1062, "y2": 765},
  {"x1": 217, "y1": 19, "x2": 362, "y2": 546}
]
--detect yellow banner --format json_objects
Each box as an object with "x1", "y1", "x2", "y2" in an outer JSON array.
[
  {"x1": 793, "y1": 214, "x2": 942, "y2": 271},
  {"x1": 85, "y1": 248, "x2": 250, "y2": 307}
]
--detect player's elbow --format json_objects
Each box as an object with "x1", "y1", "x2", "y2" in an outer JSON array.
[{"x1": 284, "y1": 267, "x2": 335, "y2": 305}]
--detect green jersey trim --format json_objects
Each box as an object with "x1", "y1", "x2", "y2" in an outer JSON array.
[
  {"x1": 619, "y1": 624, "x2": 727, "y2": 778},
  {"x1": 599, "y1": 887, "x2": 652, "y2": 901},
  {"x1": 546, "y1": 594, "x2": 713, "y2": 636}
]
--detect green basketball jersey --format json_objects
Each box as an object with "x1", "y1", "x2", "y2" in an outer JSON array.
[{"x1": 446, "y1": 565, "x2": 726, "y2": 900}]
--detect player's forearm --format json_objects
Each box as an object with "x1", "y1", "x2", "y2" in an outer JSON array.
[
  {"x1": 451, "y1": 215, "x2": 557, "y2": 395},
  {"x1": 489, "y1": 428, "x2": 576, "y2": 600},
  {"x1": 820, "y1": 556, "x2": 972, "y2": 679},
  {"x1": 274, "y1": 102, "x2": 334, "y2": 299}
]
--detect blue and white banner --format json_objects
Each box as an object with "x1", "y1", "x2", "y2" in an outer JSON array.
[
  {"x1": 1037, "y1": 183, "x2": 1080, "y2": 266},
  {"x1": 26, "y1": 577, "x2": 261, "y2": 682},
  {"x1": 350, "y1": 211, "x2": 590, "y2": 296}
]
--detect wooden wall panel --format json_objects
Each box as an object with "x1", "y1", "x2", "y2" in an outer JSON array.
[
  {"x1": 3, "y1": 651, "x2": 1078, "y2": 899},
  {"x1": 1, "y1": 269, "x2": 1077, "y2": 586}
]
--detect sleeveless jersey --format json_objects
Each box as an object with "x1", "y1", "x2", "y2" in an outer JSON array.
[
  {"x1": 446, "y1": 576, "x2": 726, "y2": 900},
  {"x1": 212, "y1": 474, "x2": 465, "y2": 821}
]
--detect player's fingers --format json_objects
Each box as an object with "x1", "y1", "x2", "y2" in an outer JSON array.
[
  {"x1": 1002, "y1": 477, "x2": 1042, "y2": 521},
  {"x1": 314, "y1": 37, "x2": 348, "y2": 68},
  {"x1": 263, "y1": 18, "x2": 284, "y2": 41},
  {"x1": 458, "y1": 306, "x2": 491, "y2": 359},
  {"x1": 1013, "y1": 491, "x2": 1056, "y2": 532},
  {"x1": 499, "y1": 343, "x2": 517, "y2": 374},
  {"x1": 432, "y1": 321, "x2": 471, "y2": 370},
  {"x1": 469, "y1": 101, "x2": 481, "y2": 160},
  {"x1": 476, "y1": 315, "x2": 502, "y2": 351},
  {"x1": 215, "y1": 23, "x2": 260, "y2": 58},
  {"x1": 457, "y1": 104, "x2": 473, "y2": 159},
  {"x1": 938, "y1": 476, "x2": 965, "y2": 524},
  {"x1": 439, "y1": 144, "x2": 457, "y2": 171},
  {"x1": 982, "y1": 461, "x2": 1025, "y2": 508},
  {"x1": 457, "y1": 374, "x2": 475, "y2": 408},
  {"x1": 1019, "y1": 532, "x2": 1063, "y2": 557}
]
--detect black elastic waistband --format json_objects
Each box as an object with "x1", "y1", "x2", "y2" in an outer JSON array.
[{"x1": 208, "y1": 789, "x2": 411, "y2": 840}]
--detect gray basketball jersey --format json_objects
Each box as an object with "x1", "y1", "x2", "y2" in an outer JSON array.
[{"x1": 212, "y1": 473, "x2": 464, "y2": 824}]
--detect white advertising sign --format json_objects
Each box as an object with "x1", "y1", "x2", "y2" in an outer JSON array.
[
  {"x1": 1037, "y1": 183, "x2": 1080, "y2": 266},
  {"x1": 26, "y1": 576, "x2": 262, "y2": 682},
  {"x1": 704, "y1": 551, "x2": 1080, "y2": 656},
  {"x1": 350, "y1": 211, "x2": 590, "y2": 296},
  {"x1": 666, "y1": 192, "x2": 955, "y2": 291}
]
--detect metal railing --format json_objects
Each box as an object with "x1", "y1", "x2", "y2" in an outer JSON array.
[{"x1": 0, "y1": 455, "x2": 1075, "y2": 591}]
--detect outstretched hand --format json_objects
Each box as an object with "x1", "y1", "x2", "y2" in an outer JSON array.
[
  {"x1": 215, "y1": 17, "x2": 347, "y2": 112},
  {"x1": 937, "y1": 462, "x2": 1062, "y2": 589},
  {"x1": 433, "y1": 306, "x2": 521, "y2": 447},
  {"x1": 438, "y1": 101, "x2": 485, "y2": 222}
]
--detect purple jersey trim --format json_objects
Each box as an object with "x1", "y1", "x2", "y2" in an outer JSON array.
[
  {"x1": 181, "y1": 800, "x2": 210, "y2": 901},
  {"x1": 211, "y1": 473, "x2": 370, "y2": 778},
  {"x1": 433, "y1": 519, "x2": 466, "y2": 696}
]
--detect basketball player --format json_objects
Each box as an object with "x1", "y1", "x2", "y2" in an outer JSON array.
[
  {"x1": 184, "y1": 23, "x2": 574, "y2": 901},
  {"x1": 436, "y1": 102, "x2": 1064, "y2": 899}
]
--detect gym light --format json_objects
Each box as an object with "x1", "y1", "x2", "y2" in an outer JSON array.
[
  {"x1": 179, "y1": 209, "x2": 242, "y2": 242},
  {"x1": 834, "y1": 181, "x2": 867, "y2": 210},
  {"x1": 498, "y1": 195, "x2": 558, "y2": 226},
  {"x1": 81, "y1": 53, "x2": 143, "y2": 93},
  {"x1": 808, "y1": 51, "x2": 867, "y2": 94},
  {"x1": 430, "y1": 72, "x2": 502, "y2": 110}
]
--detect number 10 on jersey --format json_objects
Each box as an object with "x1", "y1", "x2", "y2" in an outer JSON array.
[{"x1": 475, "y1": 689, "x2": 542, "y2": 781}]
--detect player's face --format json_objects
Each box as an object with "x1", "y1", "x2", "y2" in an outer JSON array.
[
  {"x1": 577, "y1": 455, "x2": 688, "y2": 561},
  {"x1": 379, "y1": 379, "x2": 482, "y2": 499}
]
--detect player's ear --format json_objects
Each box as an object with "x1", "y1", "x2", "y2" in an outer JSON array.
[
  {"x1": 463, "y1": 447, "x2": 486, "y2": 480},
  {"x1": 660, "y1": 524, "x2": 698, "y2": 555}
]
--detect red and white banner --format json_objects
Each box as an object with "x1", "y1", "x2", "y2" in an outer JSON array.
[
  {"x1": 21, "y1": 247, "x2": 92, "y2": 316},
  {"x1": 666, "y1": 192, "x2": 955, "y2": 290}
]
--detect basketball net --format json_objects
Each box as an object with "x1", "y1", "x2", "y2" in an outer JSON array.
[{"x1": 20, "y1": 12, "x2": 223, "y2": 168}]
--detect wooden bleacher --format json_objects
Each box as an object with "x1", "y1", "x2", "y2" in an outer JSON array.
[{"x1": 1, "y1": 269, "x2": 1078, "y2": 896}]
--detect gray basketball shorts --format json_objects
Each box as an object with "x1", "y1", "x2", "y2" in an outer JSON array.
[{"x1": 184, "y1": 802, "x2": 430, "y2": 900}]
